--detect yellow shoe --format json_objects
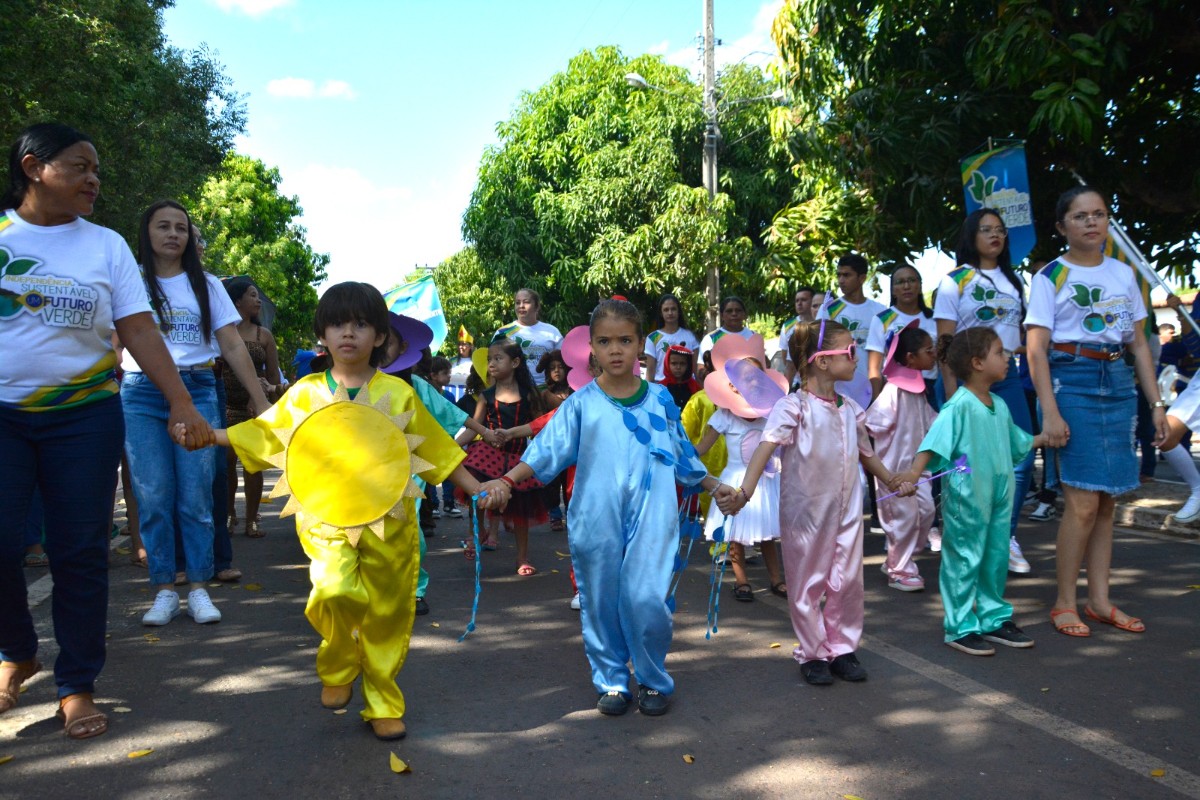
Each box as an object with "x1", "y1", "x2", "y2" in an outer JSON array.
[{"x1": 369, "y1": 718, "x2": 407, "y2": 740}]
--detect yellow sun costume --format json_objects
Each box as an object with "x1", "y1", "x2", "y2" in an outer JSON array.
[{"x1": 227, "y1": 371, "x2": 465, "y2": 721}]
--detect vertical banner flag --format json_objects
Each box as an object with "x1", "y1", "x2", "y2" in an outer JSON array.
[
  {"x1": 383, "y1": 273, "x2": 448, "y2": 350},
  {"x1": 960, "y1": 143, "x2": 1035, "y2": 264}
]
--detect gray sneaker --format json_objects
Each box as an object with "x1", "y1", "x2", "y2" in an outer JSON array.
[
  {"x1": 1028, "y1": 502, "x2": 1056, "y2": 522},
  {"x1": 142, "y1": 590, "x2": 181, "y2": 626},
  {"x1": 187, "y1": 588, "x2": 222, "y2": 624}
]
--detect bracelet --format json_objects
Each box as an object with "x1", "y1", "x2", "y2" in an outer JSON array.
[
  {"x1": 499, "y1": 475, "x2": 516, "y2": 489},
  {"x1": 1151, "y1": 400, "x2": 1167, "y2": 409},
  {"x1": 737, "y1": 486, "x2": 748, "y2": 500}
]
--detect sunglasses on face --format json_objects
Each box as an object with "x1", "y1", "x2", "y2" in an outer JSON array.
[{"x1": 807, "y1": 342, "x2": 857, "y2": 364}]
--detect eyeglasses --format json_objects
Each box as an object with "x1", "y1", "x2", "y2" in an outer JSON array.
[
  {"x1": 892, "y1": 277, "x2": 920, "y2": 286},
  {"x1": 978, "y1": 226, "x2": 1007, "y2": 237},
  {"x1": 807, "y1": 342, "x2": 857, "y2": 364},
  {"x1": 1067, "y1": 211, "x2": 1108, "y2": 225}
]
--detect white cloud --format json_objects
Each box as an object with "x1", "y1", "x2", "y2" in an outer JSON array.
[
  {"x1": 266, "y1": 78, "x2": 357, "y2": 100},
  {"x1": 660, "y1": 1, "x2": 784, "y2": 76},
  {"x1": 278, "y1": 162, "x2": 478, "y2": 293},
  {"x1": 212, "y1": 0, "x2": 292, "y2": 17},
  {"x1": 646, "y1": 39, "x2": 671, "y2": 56}
]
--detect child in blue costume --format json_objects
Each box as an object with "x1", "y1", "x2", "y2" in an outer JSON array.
[
  {"x1": 900, "y1": 328, "x2": 1045, "y2": 656},
  {"x1": 479, "y1": 299, "x2": 735, "y2": 717}
]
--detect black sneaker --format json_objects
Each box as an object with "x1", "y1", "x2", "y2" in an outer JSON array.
[
  {"x1": 596, "y1": 691, "x2": 629, "y2": 716},
  {"x1": 638, "y1": 685, "x2": 670, "y2": 716},
  {"x1": 800, "y1": 659, "x2": 834, "y2": 685},
  {"x1": 830, "y1": 652, "x2": 868, "y2": 682},
  {"x1": 946, "y1": 633, "x2": 996, "y2": 656},
  {"x1": 981, "y1": 620, "x2": 1034, "y2": 648},
  {"x1": 415, "y1": 597, "x2": 429, "y2": 616}
]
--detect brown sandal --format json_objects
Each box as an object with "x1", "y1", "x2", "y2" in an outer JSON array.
[
  {"x1": 56, "y1": 692, "x2": 108, "y2": 740},
  {"x1": 0, "y1": 659, "x2": 42, "y2": 714},
  {"x1": 245, "y1": 520, "x2": 265, "y2": 538}
]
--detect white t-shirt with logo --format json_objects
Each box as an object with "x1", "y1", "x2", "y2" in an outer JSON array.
[
  {"x1": 1025, "y1": 256, "x2": 1146, "y2": 345},
  {"x1": 865, "y1": 307, "x2": 939, "y2": 379},
  {"x1": 697, "y1": 327, "x2": 757, "y2": 365},
  {"x1": 122, "y1": 272, "x2": 240, "y2": 372},
  {"x1": 816, "y1": 296, "x2": 886, "y2": 407},
  {"x1": 933, "y1": 265, "x2": 1025, "y2": 352},
  {"x1": 494, "y1": 320, "x2": 563, "y2": 385},
  {"x1": 0, "y1": 210, "x2": 151, "y2": 410},
  {"x1": 777, "y1": 314, "x2": 808, "y2": 362},
  {"x1": 643, "y1": 327, "x2": 700, "y2": 380}
]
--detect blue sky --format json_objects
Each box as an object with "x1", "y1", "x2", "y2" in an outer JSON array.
[{"x1": 162, "y1": 0, "x2": 785, "y2": 292}]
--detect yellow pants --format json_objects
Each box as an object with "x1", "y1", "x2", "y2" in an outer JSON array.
[{"x1": 299, "y1": 520, "x2": 420, "y2": 721}]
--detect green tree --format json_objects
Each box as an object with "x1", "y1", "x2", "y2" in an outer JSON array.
[
  {"x1": 429, "y1": 247, "x2": 514, "y2": 354},
  {"x1": 188, "y1": 153, "x2": 327, "y2": 361},
  {"x1": 771, "y1": 0, "x2": 1200, "y2": 278},
  {"x1": 462, "y1": 47, "x2": 798, "y2": 331},
  {"x1": 1, "y1": 0, "x2": 245, "y2": 241}
]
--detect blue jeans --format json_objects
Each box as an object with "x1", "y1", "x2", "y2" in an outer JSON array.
[
  {"x1": 180, "y1": 375, "x2": 232, "y2": 572},
  {"x1": 0, "y1": 395, "x2": 124, "y2": 698},
  {"x1": 992, "y1": 359, "x2": 1035, "y2": 537},
  {"x1": 123, "y1": 371, "x2": 220, "y2": 586}
]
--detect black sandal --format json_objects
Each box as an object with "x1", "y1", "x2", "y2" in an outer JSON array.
[
  {"x1": 732, "y1": 583, "x2": 754, "y2": 602},
  {"x1": 770, "y1": 582, "x2": 788, "y2": 598}
]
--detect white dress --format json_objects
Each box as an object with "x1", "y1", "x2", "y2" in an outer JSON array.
[{"x1": 703, "y1": 409, "x2": 781, "y2": 545}]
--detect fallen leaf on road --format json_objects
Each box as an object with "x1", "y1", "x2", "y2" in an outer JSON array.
[
  {"x1": 113, "y1": 707, "x2": 132, "y2": 713},
  {"x1": 551, "y1": 569, "x2": 559, "y2": 574},
  {"x1": 555, "y1": 551, "x2": 571, "y2": 558},
  {"x1": 390, "y1": 752, "x2": 411, "y2": 774},
  {"x1": 682, "y1": 754, "x2": 695, "y2": 764},
  {"x1": 1151, "y1": 769, "x2": 1165, "y2": 778},
  {"x1": 769, "y1": 643, "x2": 781, "y2": 649},
  {"x1": 1041, "y1": 688, "x2": 1049, "y2": 693},
  {"x1": 143, "y1": 635, "x2": 160, "y2": 643},
  {"x1": 842, "y1": 795, "x2": 865, "y2": 800},
  {"x1": 115, "y1": 547, "x2": 131, "y2": 555},
  {"x1": 127, "y1": 749, "x2": 153, "y2": 759},
  {"x1": 1187, "y1": 585, "x2": 1200, "y2": 590},
  {"x1": 333, "y1": 709, "x2": 347, "y2": 715},
  {"x1": 430, "y1": 623, "x2": 440, "y2": 628},
  {"x1": 0, "y1": 755, "x2": 13, "y2": 766},
  {"x1": 243, "y1": 583, "x2": 263, "y2": 591}
]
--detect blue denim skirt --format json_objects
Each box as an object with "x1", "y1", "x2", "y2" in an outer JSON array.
[{"x1": 1048, "y1": 344, "x2": 1137, "y2": 495}]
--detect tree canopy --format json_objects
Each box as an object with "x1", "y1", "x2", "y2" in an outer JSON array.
[
  {"x1": 1, "y1": 0, "x2": 246, "y2": 242},
  {"x1": 462, "y1": 46, "x2": 799, "y2": 330},
  {"x1": 770, "y1": 0, "x2": 1200, "y2": 279},
  {"x1": 187, "y1": 154, "x2": 328, "y2": 361}
]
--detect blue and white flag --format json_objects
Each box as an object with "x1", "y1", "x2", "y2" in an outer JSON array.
[
  {"x1": 960, "y1": 143, "x2": 1036, "y2": 264},
  {"x1": 384, "y1": 274, "x2": 447, "y2": 350}
]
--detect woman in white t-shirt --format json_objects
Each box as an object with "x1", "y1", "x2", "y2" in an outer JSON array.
[
  {"x1": 866, "y1": 265, "x2": 937, "y2": 403},
  {"x1": 0, "y1": 124, "x2": 214, "y2": 740},
  {"x1": 122, "y1": 200, "x2": 270, "y2": 631},
  {"x1": 1026, "y1": 186, "x2": 1166, "y2": 638},
  {"x1": 697, "y1": 296, "x2": 756, "y2": 380},
  {"x1": 494, "y1": 288, "x2": 562, "y2": 386},
  {"x1": 643, "y1": 293, "x2": 700, "y2": 381},
  {"x1": 933, "y1": 208, "x2": 1035, "y2": 573}
]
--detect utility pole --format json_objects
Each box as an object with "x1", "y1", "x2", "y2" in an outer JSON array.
[{"x1": 701, "y1": 0, "x2": 721, "y2": 329}]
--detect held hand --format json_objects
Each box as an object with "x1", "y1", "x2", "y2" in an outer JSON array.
[
  {"x1": 168, "y1": 402, "x2": 215, "y2": 451},
  {"x1": 1041, "y1": 413, "x2": 1070, "y2": 448},
  {"x1": 172, "y1": 422, "x2": 188, "y2": 446},
  {"x1": 1166, "y1": 294, "x2": 1182, "y2": 311},
  {"x1": 895, "y1": 481, "x2": 917, "y2": 498},
  {"x1": 476, "y1": 480, "x2": 511, "y2": 511}
]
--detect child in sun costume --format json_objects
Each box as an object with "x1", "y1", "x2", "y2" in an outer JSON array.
[{"x1": 207, "y1": 282, "x2": 483, "y2": 740}]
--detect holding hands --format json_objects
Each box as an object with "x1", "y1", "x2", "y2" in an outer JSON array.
[
  {"x1": 712, "y1": 483, "x2": 743, "y2": 516},
  {"x1": 476, "y1": 479, "x2": 511, "y2": 511}
]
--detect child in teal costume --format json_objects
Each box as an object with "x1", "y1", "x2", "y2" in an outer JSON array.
[{"x1": 900, "y1": 328, "x2": 1044, "y2": 656}]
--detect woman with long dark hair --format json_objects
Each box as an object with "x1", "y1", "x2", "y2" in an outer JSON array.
[
  {"x1": 933, "y1": 208, "x2": 1035, "y2": 574},
  {"x1": 643, "y1": 293, "x2": 699, "y2": 382},
  {"x1": 865, "y1": 264, "x2": 936, "y2": 403},
  {"x1": 0, "y1": 124, "x2": 213, "y2": 739},
  {"x1": 122, "y1": 200, "x2": 270, "y2": 628}
]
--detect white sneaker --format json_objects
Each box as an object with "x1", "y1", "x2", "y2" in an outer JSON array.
[
  {"x1": 569, "y1": 592, "x2": 581, "y2": 610},
  {"x1": 928, "y1": 527, "x2": 942, "y2": 553},
  {"x1": 187, "y1": 588, "x2": 222, "y2": 624},
  {"x1": 1028, "y1": 501, "x2": 1056, "y2": 522},
  {"x1": 446, "y1": 504, "x2": 463, "y2": 518},
  {"x1": 1022, "y1": 489, "x2": 1039, "y2": 506},
  {"x1": 1176, "y1": 490, "x2": 1200, "y2": 523},
  {"x1": 1008, "y1": 536, "x2": 1031, "y2": 573},
  {"x1": 430, "y1": 507, "x2": 441, "y2": 518},
  {"x1": 888, "y1": 575, "x2": 925, "y2": 592},
  {"x1": 142, "y1": 590, "x2": 181, "y2": 626}
]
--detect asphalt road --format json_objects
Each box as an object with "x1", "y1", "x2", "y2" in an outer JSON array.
[{"x1": 2, "y1": 484, "x2": 1198, "y2": 800}]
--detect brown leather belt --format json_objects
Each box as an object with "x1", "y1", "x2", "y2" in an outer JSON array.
[{"x1": 1051, "y1": 342, "x2": 1125, "y2": 362}]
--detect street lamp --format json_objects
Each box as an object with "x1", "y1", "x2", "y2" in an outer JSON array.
[{"x1": 625, "y1": 71, "x2": 784, "y2": 327}]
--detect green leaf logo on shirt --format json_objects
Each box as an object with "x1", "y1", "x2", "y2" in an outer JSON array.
[
  {"x1": 1069, "y1": 283, "x2": 1109, "y2": 333},
  {"x1": 0, "y1": 247, "x2": 44, "y2": 318},
  {"x1": 971, "y1": 284, "x2": 999, "y2": 321}
]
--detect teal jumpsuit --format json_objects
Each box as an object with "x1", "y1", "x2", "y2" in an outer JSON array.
[{"x1": 918, "y1": 388, "x2": 1033, "y2": 641}]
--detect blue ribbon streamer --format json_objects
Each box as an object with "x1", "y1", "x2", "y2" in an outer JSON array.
[
  {"x1": 458, "y1": 494, "x2": 484, "y2": 642},
  {"x1": 705, "y1": 515, "x2": 730, "y2": 640}
]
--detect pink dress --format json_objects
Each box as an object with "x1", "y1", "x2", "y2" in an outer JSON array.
[
  {"x1": 864, "y1": 383, "x2": 937, "y2": 580},
  {"x1": 763, "y1": 391, "x2": 874, "y2": 664}
]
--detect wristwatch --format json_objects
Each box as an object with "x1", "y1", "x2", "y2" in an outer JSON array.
[{"x1": 1152, "y1": 400, "x2": 1167, "y2": 409}]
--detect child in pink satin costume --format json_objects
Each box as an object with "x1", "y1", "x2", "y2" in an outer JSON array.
[
  {"x1": 864, "y1": 321, "x2": 938, "y2": 592},
  {"x1": 730, "y1": 320, "x2": 911, "y2": 686}
]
